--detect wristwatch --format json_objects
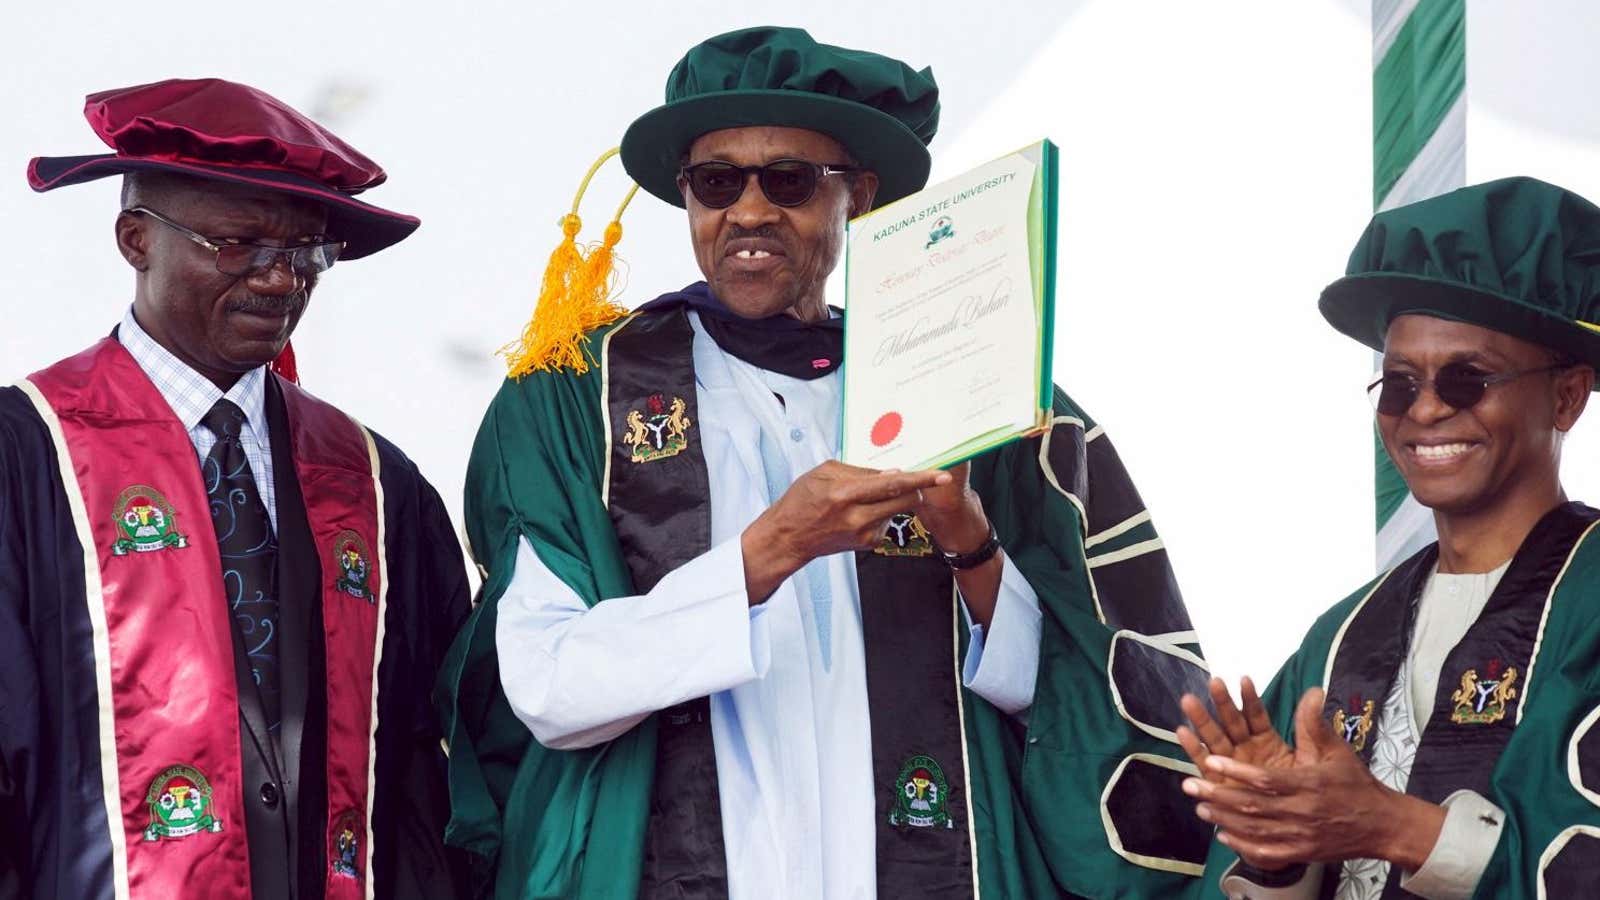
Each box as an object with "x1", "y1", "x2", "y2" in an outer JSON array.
[{"x1": 934, "y1": 522, "x2": 1001, "y2": 570}]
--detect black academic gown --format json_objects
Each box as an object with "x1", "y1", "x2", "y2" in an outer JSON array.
[{"x1": 0, "y1": 374, "x2": 472, "y2": 900}]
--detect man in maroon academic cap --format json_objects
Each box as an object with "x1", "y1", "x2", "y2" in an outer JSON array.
[{"x1": 0, "y1": 79, "x2": 470, "y2": 899}]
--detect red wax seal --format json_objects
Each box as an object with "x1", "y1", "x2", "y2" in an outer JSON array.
[{"x1": 870, "y1": 412, "x2": 903, "y2": 447}]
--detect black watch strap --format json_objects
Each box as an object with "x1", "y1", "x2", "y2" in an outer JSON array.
[{"x1": 934, "y1": 523, "x2": 1000, "y2": 570}]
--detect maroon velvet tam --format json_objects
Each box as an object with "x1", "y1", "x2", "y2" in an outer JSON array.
[{"x1": 28, "y1": 78, "x2": 418, "y2": 259}]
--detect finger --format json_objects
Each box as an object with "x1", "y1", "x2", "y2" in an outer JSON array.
[
  {"x1": 1293, "y1": 687, "x2": 1338, "y2": 759},
  {"x1": 1175, "y1": 725, "x2": 1211, "y2": 771},
  {"x1": 1208, "y1": 678, "x2": 1253, "y2": 746},
  {"x1": 1190, "y1": 781, "x2": 1286, "y2": 818},
  {"x1": 841, "y1": 469, "x2": 950, "y2": 504},
  {"x1": 1203, "y1": 819, "x2": 1305, "y2": 864},
  {"x1": 856, "y1": 495, "x2": 925, "y2": 529},
  {"x1": 1180, "y1": 694, "x2": 1234, "y2": 757},
  {"x1": 1196, "y1": 803, "x2": 1273, "y2": 839},
  {"x1": 1240, "y1": 677, "x2": 1276, "y2": 736},
  {"x1": 1213, "y1": 827, "x2": 1300, "y2": 869},
  {"x1": 1204, "y1": 755, "x2": 1290, "y2": 794}
]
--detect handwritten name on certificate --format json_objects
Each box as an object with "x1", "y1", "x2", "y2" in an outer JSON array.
[{"x1": 842, "y1": 147, "x2": 1050, "y2": 471}]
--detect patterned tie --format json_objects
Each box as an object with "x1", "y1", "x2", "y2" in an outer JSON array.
[{"x1": 200, "y1": 399, "x2": 281, "y2": 734}]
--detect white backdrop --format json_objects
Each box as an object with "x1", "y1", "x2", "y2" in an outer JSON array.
[{"x1": 4, "y1": 0, "x2": 1596, "y2": 693}]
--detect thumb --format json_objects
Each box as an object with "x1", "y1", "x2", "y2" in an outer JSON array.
[{"x1": 1293, "y1": 688, "x2": 1335, "y2": 761}]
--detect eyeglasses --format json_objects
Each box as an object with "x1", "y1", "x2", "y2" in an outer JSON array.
[
  {"x1": 679, "y1": 159, "x2": 859, "y2": 209},
  {"x1": 1367, "y1": 362, "x2": 1574, "y2": 416},
  {"x1": 127, "y1": 206, "x2": 343, "y2": 277}
]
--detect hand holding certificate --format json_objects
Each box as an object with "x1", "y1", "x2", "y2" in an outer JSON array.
[{"x1": 841, "y1": 139, "x2": 1058, "y2": 470}]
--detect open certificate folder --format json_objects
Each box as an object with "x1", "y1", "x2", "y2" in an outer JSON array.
[{"x1": 841, "y1": 139, "x2": 1058, "y2": 471}]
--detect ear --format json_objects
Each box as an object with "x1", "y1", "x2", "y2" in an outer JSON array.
[
  {"x1": 1554, "y1": 364, "x2": 1594, "y2": 432},
  {"x1": 848, "y1": 170, "x2": 880, "y2": 219},
  {"x1": 114, "y1": 210, "x2": 151, "y2": 272}
]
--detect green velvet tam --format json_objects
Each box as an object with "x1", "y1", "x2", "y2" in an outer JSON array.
[
  {"x1": 620, "y1": 26, "x2": 939, "y2": 209},
  {"x1": 1320, "y1": 176, "x2": 1600, "y2": 375}
]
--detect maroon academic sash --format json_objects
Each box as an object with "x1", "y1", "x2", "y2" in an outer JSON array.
[{"x1": 23, "y1": 338, "x2": 387, "y2": 899}]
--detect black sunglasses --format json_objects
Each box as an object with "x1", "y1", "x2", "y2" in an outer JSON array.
[
  {"x1": 679, "y1": 159, "x2": 859, "y2": 209},
  {"x1": 1367, "y1": 362, "x2": 1573, "y2": 416},
  {"x1": 128, "y1": 206, "x2": 343, "y2": 278}
]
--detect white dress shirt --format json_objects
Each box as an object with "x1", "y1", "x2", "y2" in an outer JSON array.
[
  {"x1": 118, "y1": 306, "x2": 277, "y2": 530},
  {"x1": 1222, "y1": 563, "x2": 1510, "y2": 900},
  {"x1": 495, "y1": 311, "x2": 1043, "y2": 900}
]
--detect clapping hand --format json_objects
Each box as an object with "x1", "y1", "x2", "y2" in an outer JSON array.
[{"x1": 1178, "y1": 682, "x2": 1446, "y2": 872}]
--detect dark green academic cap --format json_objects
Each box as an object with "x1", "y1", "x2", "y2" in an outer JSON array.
[
  {"x1": 1320, "y1": 176, "x2": 1600, "y2": 377},
  {"x1": 620, "y1": 26, "x2": 940, "y2": 209}
]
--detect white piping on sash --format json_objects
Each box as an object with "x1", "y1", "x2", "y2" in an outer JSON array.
[
  {"x1": 1085, "y1": 510, "x2": 1152, "y2": 550},
  {"x1": 1104, "y1": 631, "x2": 1210, "y2": 745},
  {"x1": 358, "y1": 422, "x2": 389, "y2": 900},
  {"x1": 1084, "y1": 424, "x2": 1105, "y2": 443},
  {"x1": 1536, "y1": 824, "x2": 1600, "y2": 900},
  {"x1": 598, "y1": 314, "x2": 638, "y2": 510},
  {"x1": 1568, "y1": 702, "x2": 1600, "y2": 807},
  {"x1": 1036, "y1": 415, "x2": 1089, "y2": 529},
  {"x1": 1519, "y1": 518, "x2": 1600, "y2": 725},
  {"x1": 1036, "y1": 415, "x2": 1103, "y2": 624},
  {"x1": 1321, "y1": 568, "x2": 1399, "y2": 690},
  {"x1": 16, "y1": 378, "x2": 132, "y2": 900},
  {"x1": 1086, "y1": 537, "x2": 1165, "y2": 569},
  {"x1": 1144, "y1": 629, "x2": 1199, "y2": 645},
  {"x1": 950, "y1": 583, "x2": 982, "y2": 898},
  {"x1": 1098, "y1": 753, "x2": 1204, "y2": 876}
]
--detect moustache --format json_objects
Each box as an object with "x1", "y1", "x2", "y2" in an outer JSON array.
[
  {"x1": 227, "y1": 292, "x2": 308, "y2": 316},
  {"x1": 725, "y1": 224, "x2": 788, "y2": 246}
]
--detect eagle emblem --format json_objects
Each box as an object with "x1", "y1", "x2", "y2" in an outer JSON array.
[
  {"x1": 1450, "y1": 659, "x2": 1518, "y2": 725},
  {"x1": 1330, "y1": 696, "x2": 1376, "y2": 752},
  {"x1": 624, "y1": 393, "x2": 692, "y2": 463},
  {"x1": 875, "y1": 512, "x2": 934, "y2": 557}
]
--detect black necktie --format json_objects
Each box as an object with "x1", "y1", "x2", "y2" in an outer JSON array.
[{"x1": 200, "y1": 399, "x2": 281, "y2": 734}]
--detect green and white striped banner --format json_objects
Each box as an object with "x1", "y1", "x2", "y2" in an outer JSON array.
[{"x1": 1371, "y1": 0, "x2": 1466, "y2": 570}]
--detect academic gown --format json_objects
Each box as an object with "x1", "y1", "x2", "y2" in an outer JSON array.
[
  {"x1": 0, "y1": 342, "x2": 472, "y2": 900},
  {"x1": 1195, "y1": 501, "x2": 1600, "y2": 899},
  {"x1": 436, "y1": 286, "x2": 1220, "y2": 899}
]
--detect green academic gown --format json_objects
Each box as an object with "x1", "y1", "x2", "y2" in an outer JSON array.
[
  {"x1": 435, "y1": 304, "x2": 1217, "y2": 899},
  {"x1": 1196, "y1": 502, "x2": 1600, "y2": 899}
]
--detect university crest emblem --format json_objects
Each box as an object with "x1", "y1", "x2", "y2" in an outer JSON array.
[
  {"x1": 925, "y1": 216, "x2": 955, "y2": 249},
  {"x1": 142, "y1": 764, "x2": 222, "y2": 841},
  {"x1": 330, "y1": 530, "x2": 375, "y2": 602},
  {"x1": 1330, "y1": 696, "x2": 1376, "y2": 752},
  {"x1": 889, "y1": 754, "x2": 954, "y2": 829},
  {"x1": 624, "y1": 393, "x2": 692, "y2": 463},
  {"x1": 875, "y1": 512, "x2": 934, "y2": 557},
  {"x1": 111, "y1": 485, "x2": 188, "y2": 555},
  {"x1": 1450, "y1": 658, "x2": 1518, "y2": 725},
  {"x1": 330, "y1": 808, "x2": 363, "y2": 880}
]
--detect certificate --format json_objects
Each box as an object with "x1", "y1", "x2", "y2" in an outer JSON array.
[{"x1": 840, "y1": 139, "x2": 1057, "y2": 470}]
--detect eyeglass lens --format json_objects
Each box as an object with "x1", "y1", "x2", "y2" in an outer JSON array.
[
  {"x1": 1371, "y1": 364, "x2": 1491, "y2": 416},
  {"x1": 215, "y1": 243, "x2": 341, "y2": 278},
  {"x1": 686, "y1": 160, "x2": 822, "y2": 209}
]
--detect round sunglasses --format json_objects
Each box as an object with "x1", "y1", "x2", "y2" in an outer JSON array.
[
  {"x1": 1367, "y1": 362, "x2": 1573, "y2": 416},
  {"x1": 128, "y1": 206, "x2": 343, "y2": 278},
  {"x1": 679, "y1": 159, "x2": 859, "y2": 209}
]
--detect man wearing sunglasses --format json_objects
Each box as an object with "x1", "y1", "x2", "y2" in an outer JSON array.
[
  {"x1": 1178, "y1": 177, "x2": 1600, "y2": 899},
  {"x1": 440, "y1": 25, "x2": 1212, "y2": 900},
  {"x1": 0, "y1": 79, "x2": 469, "y2": 898}
]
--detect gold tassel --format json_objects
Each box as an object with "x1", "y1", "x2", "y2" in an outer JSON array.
[{"x1": 499, "y1": 149, "x2": 639, "y2": 377}]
